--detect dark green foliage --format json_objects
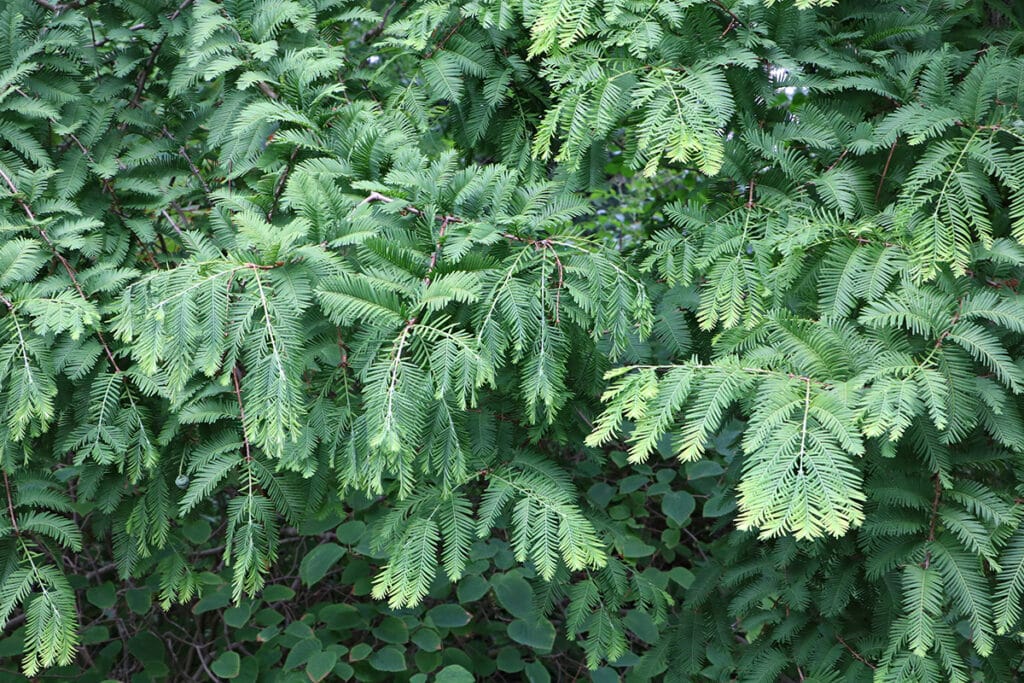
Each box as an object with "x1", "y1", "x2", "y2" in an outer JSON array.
[{"x1": 2, "y1": 0, "x2": 1024, "y2": 680}]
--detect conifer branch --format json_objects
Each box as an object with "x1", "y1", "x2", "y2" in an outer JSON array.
[
  {"x1": 0, "y1": 166, "x2": 122, "y2": 373},
  {"x1": 0, "y1": 293, "x2": 35, "y2": 392},
  {"x1": 3, "y1": 1, "x2": 1024, "y2": 676}
]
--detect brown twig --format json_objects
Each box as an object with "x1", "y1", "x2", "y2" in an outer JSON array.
[
  {"x1": 824, "y1": 148, "x2": 849, "y2": 173},
  {"x1": 256, "y1": 81, "x2": 280, "y2": 100},
  {"x1": 532, "y1": 238, "x2": 565, "y2": 323},
  {"x1": 837, "y1": 635, "x2": 876, "y2": 670},
  {"x1": 875, "y1": 139, "x2": 898, "y2": 203},
  {"x1": 336, "y1": 329, "x2": 349, "y2": 368},
  {"x1": 927, "y1": 474, "x2": 941, "y2": 541},
  {"x1": 0, "y1": 166, "x2": 37, "y2": 221},
  {"x1": 552, "y1": 247, "x2": 564, "y2": 323},
  {"x1": 33, "y1": 0, "x2": 103, "y2": 12},
  {"x1": 3, "y1": 469, "x2": 18, "y2": 535},
  {"x1": 680, "y1": 527, "x2": 709, "y2": 561},
  {"x1": 360, "y1": 190, "x2": 425, "y2": 217},
  {"x1": 128, "y1": 0, "x2": 193, "y2": 108},
  {"x1": 268, "y1": 146, "x2": 300, "y2": 221},
  {"x1": 168, "y1": 0, "x2": 191, "y2": 21},
  {"x1": 360, "y1": 190, "x2": 394, "y2": 205},
  {"x1": 84, "y1": 563, "x2": 119, "y2": 581},
  {"x1": 932, "y1": 298, "x2": 964, "y2": 352},
  {"x1": 424, "y1": 215, "x2": 457, "y2": 285},
  {"x1": 361, "y1": 192, "x2": 465, "y2": 290},
  {"x1": 163, "y1": 128, "x2": 212, "y2": 194},
  {"x1": 710, "y1": 0, "x2": 746, "y2": 29},
  {"x1": 91, "y1": 22, "x2": 146, "y2": 48},
  {"x1": 16, "y1": 88, "x2": 131, "y2": 197},
  {"x1": 231, "y1": 366, "x2": 253, "y2": 462},
  {"x1": 193, "y1": 642, "x2": 218, "y2": 681},
  {"x1": 362, "y1": 0, "x2": 401, "y2": 42},
  {"x1": 854, "y1": 235, "x2": 900, "y2": 249},
  {"x1": 425, "y1": 18, "x2": 465, "y2": 58},
  {"x1": 922, "y1": 473, "x2": 942, "y2": 569},
  {"x1": 130, "y1": 37, "x2": 166, "y2": 108},
  {"x1": 160, "y1": 209, "x2": 185, "y2": 237}
]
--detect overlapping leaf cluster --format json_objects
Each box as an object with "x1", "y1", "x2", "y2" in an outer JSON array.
[{"x1": 2, "y1": 0, "x2": 1024, "y2": 680}]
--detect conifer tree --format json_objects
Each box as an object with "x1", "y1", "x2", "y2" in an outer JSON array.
[{"x1": 2, "y1": 0, "x2": 1024, "y2": 680}]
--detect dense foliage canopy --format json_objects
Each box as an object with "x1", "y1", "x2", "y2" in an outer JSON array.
[{"x1": 3, "y1": 0, "x2": 1024, "y2": 680}]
